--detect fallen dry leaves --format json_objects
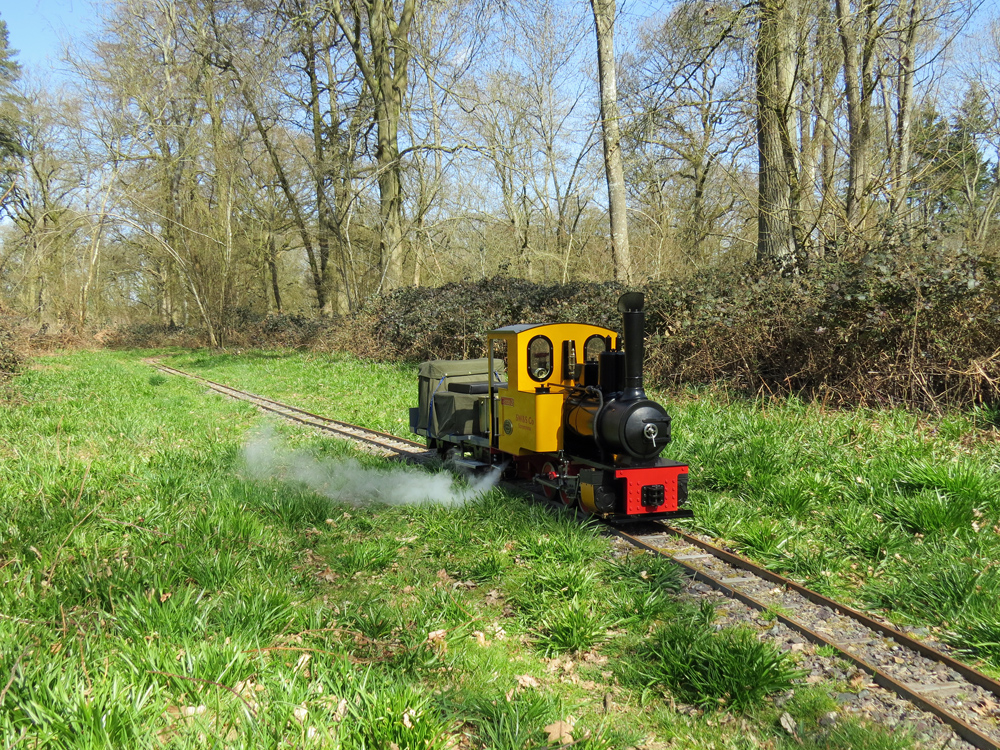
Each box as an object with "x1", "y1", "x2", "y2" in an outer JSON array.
[
  {"x1": 427, "y1": 629, "x2": 448, "y2": 654},
  {"x1": 543, "y1": 716, "x2": 577, "y2": 745},
  {"x1": 972, "y1": 698, "x2": 1000, "y2": 717}
]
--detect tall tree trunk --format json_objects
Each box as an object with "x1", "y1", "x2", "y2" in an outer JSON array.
[
  {"x1": 247, "y1": 106, "x2": 327, "y2": 313},
  {"x1": 835, "y1": 0, "x2": 876, "y2": 237},
  {"x1": 268, "y1": 233, "x2": 282, "y2": 314},
  {"x1": 815, "y1": 3, "x2": 839, "y2": 257},
  {"x1": 78, "y1": 217, "x2": 104, "y2": 333},
  {"x1": 890, "y1": 0, "x2": 920, "y2": 218},
  {"x1": 302, "y1": 36, "x2": 334, "y2": 315},
  {"x1": 376, "y1": 98, "x2": 404, "y2": 288},
  {"x1": 756, "y1": 0, "x2": 798, "y2": 271},
  {"x1": 330, "y1": 0, "x2": 416, "y2": 292},
  {"x1": 590, "y1": 0, "x2": 632, "y2": 285}
]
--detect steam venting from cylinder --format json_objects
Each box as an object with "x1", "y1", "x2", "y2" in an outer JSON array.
[{"x1": 619, "y1": 292, "x2": 646, "y2": 401}]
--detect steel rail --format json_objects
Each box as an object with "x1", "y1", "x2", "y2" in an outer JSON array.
[
  {"x1": 148, "y1": 361, "x2": 430, "y2": 459},
  {"x1": 610, "y1": 525, "x2": 1000, "y2": 750},
  {"x1": 151, "y1": 360, "x2": 1000, "y2": 749},
  {"x1": 647, "y1": 522, "x2": 1000, "y2": 701}
]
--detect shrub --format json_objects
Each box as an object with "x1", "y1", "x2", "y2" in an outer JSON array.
[
  {"x1": 0, "y1": 304, "x2": 24, "y2": 392},
  {"x1": 343, "y1": 246, "x2": 1000, "y2": 408},
  {"x1": 645, "y1": 246, "x2": 1000, "y2": 407},
  {"x1": 101, "y1": 243, "x2": 1000, "y2": 409}
]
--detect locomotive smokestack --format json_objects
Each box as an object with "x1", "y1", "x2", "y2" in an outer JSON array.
[{"x1": 618, "y1": 292, "x2": 646, "y2": 401}]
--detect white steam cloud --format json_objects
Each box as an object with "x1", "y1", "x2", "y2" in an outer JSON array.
[{"x1": 242, "y1": 428, "x2": 501, "y2": 507}]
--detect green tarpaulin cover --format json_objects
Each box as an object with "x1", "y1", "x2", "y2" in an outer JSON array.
[{"x1": 417, "y1": 358, "x2": 491, "y2": 437}]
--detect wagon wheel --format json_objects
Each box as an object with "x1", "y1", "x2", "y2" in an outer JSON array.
[{"x1": 539, "y1": 461, "x2": 559, "y2": 500}]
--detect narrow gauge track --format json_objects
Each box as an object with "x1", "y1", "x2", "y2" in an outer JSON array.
[
  {"x1": 153, "y1": 361, "x2": 1000, "y2": 749},
  {"x1": 609, "y1": 524, "x2": 1000, "y2": 750},
  {"x1": 148, "y1": 361, "x2": 436, "y2": 463}
]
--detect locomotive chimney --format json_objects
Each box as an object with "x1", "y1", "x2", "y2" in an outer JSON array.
[{"x1": 618, "y1": 292, "x2": 646, "y2": 401}]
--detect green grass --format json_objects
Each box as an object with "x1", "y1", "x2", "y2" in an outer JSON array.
[
  {"x1": 661, "y1": 391, "x2": 1000, "y2": 665},
  {"x1": 619, "y1": 603, "x2": 805, "y2": 713},
  {"x1": 162, "y1": 348, "x2": 417, "y2": 436},
  {"x1": 158, "y1": 349, "x2": 1000, "y2": 670},
  {"x1": 0, "y1": 349, "x2": 915, "y2": 748}
]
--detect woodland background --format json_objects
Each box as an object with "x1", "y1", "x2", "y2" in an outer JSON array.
[{"x1": 1, "y1": 0, "x2": 1000, "y2": 407}]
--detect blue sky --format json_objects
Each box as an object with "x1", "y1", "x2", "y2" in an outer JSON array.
[
  {"x1": 2, "y1": 0, "x2": 98, "y2": 75},
  {"x1": 0, "y1": 0, "x2": 666, "y2": 75}
]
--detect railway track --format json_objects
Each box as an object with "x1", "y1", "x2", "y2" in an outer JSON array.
[
  {"x1": 149, "y1": 361, "x2": 435, "y2": 462},
  {"x1": 153, "y1": 360, "x2": 1000, "y2": 749},
  {"x1": 609, "y1": 524, "x2": 1000, "y2": 749}
]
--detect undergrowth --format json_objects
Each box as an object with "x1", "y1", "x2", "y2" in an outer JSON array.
[{"x1": 104, "y1": 245, "x2": 1000, "y2": 409}]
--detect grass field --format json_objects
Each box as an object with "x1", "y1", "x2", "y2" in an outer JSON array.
[
  {"x1": 0, "y1": 349, "x2": 918, "y2": 748},
  {"x1": 161, "y1": 348, "x2": 1000, "y2": 672},
  {"x1": 669, "y1": 394, "x2": 1000, "y2": 671}
]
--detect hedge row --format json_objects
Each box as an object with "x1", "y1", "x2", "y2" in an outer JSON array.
[
  {"x1": 103, "y1": 246, "x2": 1000, "y2": 409},
  {"x1": 354, "y1": 248, "x2": 1000, "y2": 408}
]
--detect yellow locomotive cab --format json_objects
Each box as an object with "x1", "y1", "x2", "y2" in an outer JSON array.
[{"x1": 487, "y1": 323, "x2": 617, "y2": 456}]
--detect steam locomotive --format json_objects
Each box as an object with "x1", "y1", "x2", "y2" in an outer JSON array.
[{"x1": 409, "y1": 293, "x2": 690, "y2": 520}]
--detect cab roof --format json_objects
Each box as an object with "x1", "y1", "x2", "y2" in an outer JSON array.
[{"x1": 489, "y1": 322, "x2": 607, "y2": 335}]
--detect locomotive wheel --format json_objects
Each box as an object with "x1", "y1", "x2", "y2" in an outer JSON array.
[
  {"x1": 539, "y1": 461, "x2": 558, "y2": 500},
  {"x1": 559, "y1": 487, "x2": 575, "y2": 507}
]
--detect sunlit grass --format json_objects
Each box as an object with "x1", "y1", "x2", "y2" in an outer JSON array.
[
  {"x1": 0, "y1": 350, "x2": 915, "y2": 748},
  {"x1": 619, "y1": 603, "x2": 805, "y2": 713},
  {"x1": 660, "y1": 390, "x2": 1000, "y2": 664},
  {"x1": 163, "y1": 348, "x2": 417, "y2": 436},
  {"x1": 157, "y1": 349, "x2": 1000, "y2": 668}
]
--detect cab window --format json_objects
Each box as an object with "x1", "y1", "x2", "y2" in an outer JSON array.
[
  {"x1": 490, "y1": 338, "x2": 508, "y2": 382},
  {"x1": 584, "y1": 334, "x2": 608, "y2": 363},
  {"x1": 527, "y1": 336, "x2": 553, "y2": 381}
]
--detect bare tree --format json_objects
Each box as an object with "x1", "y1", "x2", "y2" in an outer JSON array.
[
  {"x1": 80, "y1": 0, "x2": 261, "y2": 345},
  {"x1": 961, "y1": 19, "x2": 1000, "y2": 247},
  {"x1": 589, "y1": 0, "x2": 632, "y2": 284},
  {"x1": 328, "y1": 0, "x2": 416, "y2": 291},
  {"x1": 225, "y1": 0, "x2": 372, "y2": 315},
  {"x1": 0, "y1": 14, "x2": 22, "y2": 215},
  {"x1": 621, "y1": 0, "x2": 754, "y2": 273},
  {"x1": 3, "y1": 81, "x2": 84, "y2": 322},
  {"x1": 458, "y1": 4, "x2": 601, "y2": 282},
  {"x1": 403, "y1": 0, "x2": 483, "y2": 287},
  {"x1": 835, "y1": 0, "x2": 888, "y2": 240}
]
